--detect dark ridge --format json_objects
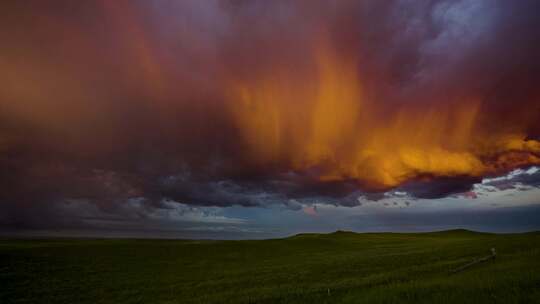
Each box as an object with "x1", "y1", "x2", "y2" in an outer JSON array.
[
  {"x1": 330, "y1": 230, "x2": 356, "y2": 235},
  {"x1": 425, "y1": 229, "x2": 487, "y2": 235},
  {"x1": 288, "y1": 229, "x2": 494, "y2": 239}
]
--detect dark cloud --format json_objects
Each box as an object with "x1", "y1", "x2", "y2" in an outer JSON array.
[
  {"x1": 0, "y1": 0, "x2": 540, "y2": 230},
  {"x1": 479, "y1": 167, "x2": 540, "y2": 191},
  {"x1": 397, "y1": 176, "x2": 482, "y2": 199}
]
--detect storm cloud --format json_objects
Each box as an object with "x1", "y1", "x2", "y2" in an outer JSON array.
[{"x1": 1, "y1": 0, "x2": 540, "y2": 231}]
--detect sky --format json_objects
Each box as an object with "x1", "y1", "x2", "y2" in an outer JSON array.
[{"x1": 1, "y1": 0, "x2": 540, "y2": 239}]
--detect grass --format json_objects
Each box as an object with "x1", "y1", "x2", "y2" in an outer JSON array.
[{"x1": 1, "y1": 229, "x2": 539, "y2": 303}]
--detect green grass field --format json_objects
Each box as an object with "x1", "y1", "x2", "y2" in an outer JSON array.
[{"x1": 1, "y1": 230, "x2": 539, "y2": 303}]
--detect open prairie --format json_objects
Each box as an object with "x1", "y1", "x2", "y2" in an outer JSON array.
[{"x1": 1, "y1": 230, "x2": 539, "y2": 304}]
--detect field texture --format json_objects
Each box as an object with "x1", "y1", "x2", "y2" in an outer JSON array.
[{"x1": 1, "y1": 230, "x2": 539, "y2": 303}]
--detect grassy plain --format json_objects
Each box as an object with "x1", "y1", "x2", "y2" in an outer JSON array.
[{"x1": 1, "y1": 230, "x2": 539, "y2": 303}]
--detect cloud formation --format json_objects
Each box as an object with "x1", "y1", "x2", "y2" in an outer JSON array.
[{"x1": 1, "y1": 0, "x2": 540, "y2": 230}]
